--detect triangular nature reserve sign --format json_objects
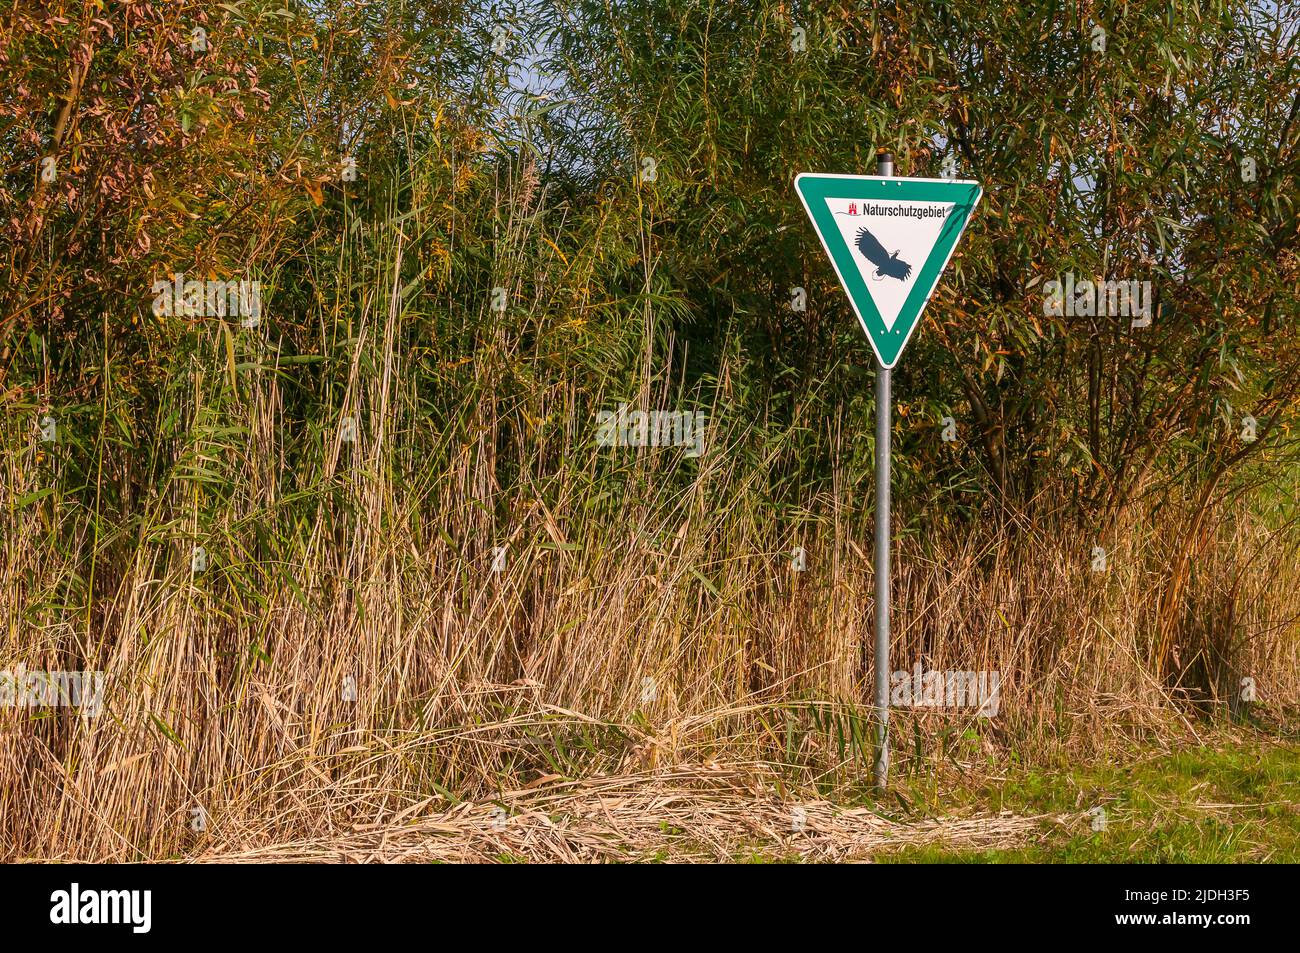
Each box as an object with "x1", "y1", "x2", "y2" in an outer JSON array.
[{"x1": 794, "y1": 174, "x2": 982, "y2": 368}]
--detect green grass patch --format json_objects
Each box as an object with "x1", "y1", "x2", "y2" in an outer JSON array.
[{"x1": 882, "y1": 741, "x2": 1300, "y2": 862}]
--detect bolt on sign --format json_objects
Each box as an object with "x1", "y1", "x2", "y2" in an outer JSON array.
[{"x1": 793, "y1": 174, "x2": 982, "y2": 367}]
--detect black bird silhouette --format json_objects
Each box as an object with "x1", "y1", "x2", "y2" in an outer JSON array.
[{"x1": 855, "y1": 226, "x2": 912, "y2": 281}]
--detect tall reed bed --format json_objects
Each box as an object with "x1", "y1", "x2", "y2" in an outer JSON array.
[{"x1": 2, "y1": 167, "x2": 1296, "y2": 859}]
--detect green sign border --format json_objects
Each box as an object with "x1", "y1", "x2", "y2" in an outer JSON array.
[{"x1": 794, "y1": 174, "x2": 982, "y2": 368}]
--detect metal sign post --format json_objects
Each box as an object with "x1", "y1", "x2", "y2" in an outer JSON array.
[{"x1": 872, "y1": 151, "x2": 893, "y2": 789}]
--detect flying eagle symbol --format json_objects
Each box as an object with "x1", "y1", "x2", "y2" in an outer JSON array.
[{"x1": 855, "y1": 226, "x2": 912, "y2": 281}]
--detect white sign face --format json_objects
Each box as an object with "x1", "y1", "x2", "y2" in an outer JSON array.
[
  {"x1": 794, "y1": 174, "x2": 983, "y2": 368},
  {"x1": 821, "y1": 196, "x2": 960, "y2": 332}
]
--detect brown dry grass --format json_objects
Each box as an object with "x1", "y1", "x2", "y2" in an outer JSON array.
[
  {"x1": 1, "y1": 483, "x2": 1295, "y2": 862},
  {"x1": 173, "y1": 763, "x2": 1065, "y2": 864}
]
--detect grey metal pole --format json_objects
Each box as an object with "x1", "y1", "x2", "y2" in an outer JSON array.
[{"x1": 873, "y1": 151, "x2": 893, "y2": 789}]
